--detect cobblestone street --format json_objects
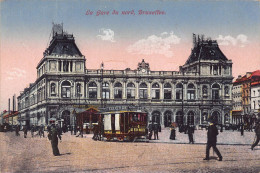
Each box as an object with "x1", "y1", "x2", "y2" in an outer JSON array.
[{"x1": 0, "y1": 130, "x2": 259, "y2": 173}]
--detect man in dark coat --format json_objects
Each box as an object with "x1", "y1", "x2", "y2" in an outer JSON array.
[
  {"x1": 187, "y1": 125, "x2": 194, "y2": 144},
  {"x1": 251, "y1": 120, "x2": 260, "y2": 150},
  {"x1": 50, "y1": 125, "x2": 62, "y2": 156},
  {"x1": 240, "y1": 123, "x2": 244, "y2": 136},
  {"x1": 203, "y1": 120, "x2": 222, "y2": 161},
  {"x1": 154, "y1": 123, "x2": 159, "y2": 140}
]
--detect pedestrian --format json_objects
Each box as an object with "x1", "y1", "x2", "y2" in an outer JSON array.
[
  {"x1": 170, "y1": 125, "x2": 176, "y2": 140},
  {"x1": 251, "y1": 120, "x2": 260, "y2": 150},
  {"x1": 15, "y1": 125, "x2": 20, "y2": 136},
  {"x1": 31, "y1": 125, "x2": 34, "y2": 138},
  {"x1": 23, "y1": 126, "x2": 28, "y2": 138},
  {"x1": 241, "y1": 123, "x2": 244, "y2": 136},
  {"x1": 49, "y1": 124, "x2": 62, "y2": 156},
  {"x1": 203, "y1": 119, "x2": 222, "y2": 161},
  {"x1": 187, "y1": 125, "x2": 194, "y2": 144},
  {"x1": 154, "y1": 123, "x2": 159, "y2": 140}
]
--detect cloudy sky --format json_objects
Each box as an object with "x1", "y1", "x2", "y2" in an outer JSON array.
[{"x1": 0, "y1": 0, "x2": 260, "y2": 111}]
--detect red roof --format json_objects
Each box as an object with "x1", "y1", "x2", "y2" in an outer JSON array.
[
  {"x1": 249, "y1": 70, "x2": 260, "y2": 79},
  {"x1": 251, "y1": 81, "x2": 260, "y2": 86}
]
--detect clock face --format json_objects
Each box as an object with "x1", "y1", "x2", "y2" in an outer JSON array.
[{"x1": 142, "y1": 69, "x2": 146, "y2": 73}]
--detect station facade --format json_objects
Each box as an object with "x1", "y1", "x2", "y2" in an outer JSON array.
[{"x1": 17, "y1": 25, "x2": 233, "y2": 128}]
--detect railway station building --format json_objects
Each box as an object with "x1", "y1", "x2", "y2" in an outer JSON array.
[{"x1": 17, "y1": 25, "x2": 233, "y2": 128}]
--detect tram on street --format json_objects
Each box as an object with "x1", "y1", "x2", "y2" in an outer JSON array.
[
  {"x1": 76, "y1": 107, "x2": 100, "y2": 134},
  {"x1": 97, "y1": 111, "x2": 148, "y2": 141}
]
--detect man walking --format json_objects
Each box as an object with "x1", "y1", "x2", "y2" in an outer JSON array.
[
  {"x1": 187, "y1": 125, "x2": 194, "y2": 144},
  {"x1": 203, "y1": 119, "x2": 222, "y2": 161},
  {"x1": 154, "y1": 123, "x2": 159, "y2": 140},
  {"x1": 49, "y1": 124, "x2": 62, "y2": 156},
  {"x1": 251, "y1": 120, "x2": 260, "y2": 150}
]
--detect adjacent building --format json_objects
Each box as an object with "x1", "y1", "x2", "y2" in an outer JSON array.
[
  {"x1": 17, "y1": 25, "x2": 233, "y2": 128},
  {"x1": 232, "y1": 70, "x2": 260, "y2": 125}
]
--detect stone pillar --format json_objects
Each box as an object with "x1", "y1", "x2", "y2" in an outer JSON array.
[
  {"x1": 136, "y1": 82, "x2": 139, "y2": 99},
  {"x1": 148, "y1": 82, "x2": 151, "y2": 99},
  {"x1": 122, "y1": 81, "x2": 126, "y2": 99},
  {"x1": 61, "y1": 61, "x2": 64, "y2": 72},
  {"x1": 160, "y1": 82, "x2": 163, "y2": 100}
]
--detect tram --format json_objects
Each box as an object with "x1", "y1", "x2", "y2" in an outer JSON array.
[
  {"x1": 98, "y1": 111, "x2": 148, "y2": 141},
  {"x1": 76, "y1": 107, "x2": 100, "y2": 134}
]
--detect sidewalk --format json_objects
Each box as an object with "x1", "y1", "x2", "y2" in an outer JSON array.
[{"x1": 150, "y1": 128, "x2": 256, "y2": 145}]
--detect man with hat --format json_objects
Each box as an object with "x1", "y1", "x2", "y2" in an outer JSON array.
[
  {"x1": 49, "y1": 124, "x2": 62, "y2": 156},
  {"x1": 203, "y1": 117, "x2": 222, "y2": 161},
  {"x1": 251, "y1": 119, "x2": 260, "y2": 150}
]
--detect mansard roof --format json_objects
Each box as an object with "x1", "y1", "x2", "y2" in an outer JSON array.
[
  {"x1": 43, "y1": 32, "x2": 82, "y2": 57},
  {"x1": 185, "y1": 38, "x2": 228, "y2": 65}
]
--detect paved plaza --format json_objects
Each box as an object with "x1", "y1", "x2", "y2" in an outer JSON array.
[{"x1": 0, "y1": 129, "x2": 259, "y2": 173}]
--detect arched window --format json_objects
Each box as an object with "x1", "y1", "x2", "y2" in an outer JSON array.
[
  {"x1": 164, "y1": 111, "x2": 172, "y2": 127},
  {"x1": 187, "y1": 111, "x2": 195, "y2": 125},
  {"x1": 88, "y1": 82, "x2": 97, "y2": 99},
  {"x1": 224, "y1": 86, "x2": 229, "y2": 96},
  {"x1": 61, "y1": 81, "x2": 71, "y2": 98},
  {"x1": 152, "y1": 111, "x2": 160, "y2": 124},
  {"x1": 51, "y1": 83, "x2": 56, "y2": 96},
  {"x1": 102, "y1": 82, "x2": 110, "y2": 99},
  {"x1": 202, "y1": 85, "x2": 208, "y2": 97},
  {"x1": 176, "y1": 83, "x2": 183, "y2": 100},
  {"x1": 212, "y1": 83, "x2": 220, "y2": 100},
  {"x1": 114, "y1": 82, "x2": 122, "y2": 99},
  {"x1": 176, "y1": 111, "x2": 183, "y2": 125},
  {"x1": 76, "y1": 83, "x2": 81, "y2": 97},
  {"x1": 139, "y1": 83, "x2": 148, "y2": 99},
  {"x1": 187, "y1": 83, "x2": 195, "y2": 100},
  {"x1": 127, "y1": 82, "x2": 135, "y2": 99},
  {"x1": 164, "y1": 83, "x2": 172, "y2": 100},
  {"x1": 152, "y1": 83, "x2": 160, "y2": 99},
  {"x1": 224, "y1": 113, "x2": 229, "y2": 123}
]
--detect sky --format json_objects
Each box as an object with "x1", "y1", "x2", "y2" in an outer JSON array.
[{"x1": 0, "y1": 0, "x2": 260, "y2": 111}]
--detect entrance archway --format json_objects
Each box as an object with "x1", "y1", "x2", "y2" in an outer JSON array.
[
  {"x1": 210, "y1": 111, "x2": 220, "y2": 124},
  {"x1": 62, "y1": 110, "x2": 70, "y2": 126},
  {"x1": 152, "y1": 111, "x2": 161, "y2": 124},
  {"x1": 164, "y1": 111, "x2": 172, "y2": 127}
]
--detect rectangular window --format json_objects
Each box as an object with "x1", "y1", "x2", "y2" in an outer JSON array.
[
  {"x1": 127, "y1": 89, "x2": 135, "y2": 99},
  {"x1": 176, "y1": 90, "x2": 182, "y2": 100},
  {"x1": 139, "y1": 89, "x2": 147, "y2": 99},
  {"x1": 114, "y1": 89, "x2": 122, "y2": 99},
  {"x1": 152, "y1": 89, "x2": 160, "y2": 99},
  {"x1": 102, "y1": 89, "x2": 110, "y2": 99},
  {"x1": 164, "y1": 89, "x2": 171, "y2": 99},
  {"x1": 89, "y1": 88, "x2": 97, "y2": 99}
]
